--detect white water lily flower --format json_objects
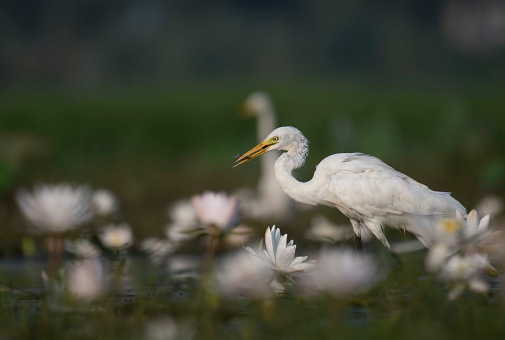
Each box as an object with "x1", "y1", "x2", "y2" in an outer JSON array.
[
  {"x1": 99, "y1": 223, "x2": 133, "y2": 249},
  {"x1": 42, "y1": 257, "x2": 108, "y2": 304},
  {"x1": 168, "y1": 200, "x2": 198, "y2": 227},
  {"x1": 421, "y1": 210, "x2": 493, "y2": 249},
  {"x1": 307, "y1": 248, "x2": 381, "y2": 298},
  {"x1": 191, "y1": 191, "x2": 240, "y2": 231},
  {"x1": 223, "y1": 225, "x2": 253, "y2": 248},
  {"x1": 419, "y1": 209, "x2": 498, "y2": 299},
  {"x1": 140, "y1": 237, "x2": 176, "y2": 258},
  {"x1": 165, "y1": 222, "x2": 200, "y2": 243},
  {"x1": 16, "y1": 183, "x2": 93, "y2": 234},
  {"x1": 425, "y1": 243, "x2": 454, "y2": 272},
  {"x1": 440, "y1": 253, "x2": 490, "y2": 300},
  {"x1": 65, "y1": 257, "x2": 107, "y2": 302},
  {"x1": 426, "y1": 212, "x2": 466, "y2": 248},
  {"x1": 463, "y1": 209, "x2": 491, "y2": 240},
  {"x1": 144, "y1": 316, "x2": 194, "y2": 340},
  {"x1": 65, "y1": 239, "x2": 101, "y2": 258},
  {"x1": 423, "y1": 210, "x2": 497, "y2": 273},
  {"x1": 166, "y1": 193, "x2": 241, "y2": 242},
  {"x1": 165, "y1": 199, "x2": 201, "y2": 242},
  {"x1": 92, "y1": 189, "x2": 118, "y2": 216},
  {"x1": 167, "y1": 255, "x2": 202, "y2": 280},
  {"x1": 214, "y1": 251, "x2": 275, "y2": 297},
  {"x1": 245, "y1": 226, "x2": 315, "y2": 275}
]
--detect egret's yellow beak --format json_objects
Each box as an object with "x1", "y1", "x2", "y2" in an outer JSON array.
[{"x1": 232, "y1": 139, "x2": 277, "y2": 167}]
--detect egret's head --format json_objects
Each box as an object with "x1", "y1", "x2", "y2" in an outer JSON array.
[
  {"x1": 241, "y1": 92, "x2": 273, "y2": 117},
  {"x1": 233, "y1": 126, "x2": 307, "y2": 167}
]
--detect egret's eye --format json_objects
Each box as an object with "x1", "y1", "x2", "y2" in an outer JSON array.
[{"x1": 272, "y1": 136, "x2": 279, "y2": 142}]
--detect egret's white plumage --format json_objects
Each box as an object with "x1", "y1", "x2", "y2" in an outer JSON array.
[
  {"x1": 238, "y1": 93, "x2": 293, "y2": 220},
  {"x1": 234, "y1": 126, "x2": 467, "y2": 253}
]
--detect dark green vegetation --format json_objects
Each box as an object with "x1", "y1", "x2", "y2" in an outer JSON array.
[{"x1": 0, "y1": 80, "x2": 504, "y2": 339}]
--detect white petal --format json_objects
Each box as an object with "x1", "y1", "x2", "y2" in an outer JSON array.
[
  {"x1": 465, "y1": 209, "x2": 479, "y2": 236},
  {"x1": 425, "y1": 245, "x2": 450, "y2": 272},
  {"x1": 478, "y1": 215, "x2": 490, "y2": 231},
  {"x1": 467, "y1": 209, "x2": 478, "y2": 226},
  {"x1": 292, "y1": 262, "x2": 316, "y2": 272},
  {"x1": 270, "y1": 279, "x2": 285, "y2": 293},
  {"x1": 191, "y1": 196, "x2": 204, "y2": 222},
  {"x1": 290, "y1": 256, "x2": 308, "y2": 266},
  {"x1": 468, "y1": 278, "x2": 489, "y2": 294},
  {"x1": 244, "y1": 246, "x2": 258, "y2": 257},
  {"x1": 264, "y1": 227, "x2": 274, "y2": 260},
  {"x1": 273, "y1": 228, "x2": 281, "y2": 254},
  {"x1": 275, "y1": 234, "x2": 288, "y2": 262},
  {"x1": 280, "y1": 267, "x2": 300, "y2": 274},
  {"x1": 262, "y1": 249, "x2": 273, "y2": 264},
  {"x1": 448, "y1": 283, "x2": 465, "y2": 300},
  {"x1": 276, "y1": 245, "x2": 296, "y2": 269}
]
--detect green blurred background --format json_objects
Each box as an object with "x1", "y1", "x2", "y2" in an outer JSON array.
[{"x1": 1, "y1": 0, "x2": 505, "y2": 255}]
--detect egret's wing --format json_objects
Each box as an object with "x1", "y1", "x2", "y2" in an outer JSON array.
[{"x1": 324, "y1": 154, "x2": 466, "y2": 218}]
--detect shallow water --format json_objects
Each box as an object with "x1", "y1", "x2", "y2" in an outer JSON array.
[{"x1": 1, "y1": 253, "x2": 504, "y2": 340}]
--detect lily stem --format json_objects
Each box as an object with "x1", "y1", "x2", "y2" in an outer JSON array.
[{"x1": 46, "y1": 235, "x2": 64, "y2": 279}]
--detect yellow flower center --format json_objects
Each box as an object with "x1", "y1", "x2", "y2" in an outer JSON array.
[
  {"x1": 442, "y1": 220, "x2": 461, "y2": 234},
  {"x1": 109, "y1": 232, "x2": 126, "y2": 248}
]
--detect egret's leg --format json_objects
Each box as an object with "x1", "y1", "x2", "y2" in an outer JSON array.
[
  {"x1": 355, "y1": 234, "x2": 363, "y2": 255},
  {"x1": 350, "y1": 220, "x2": 364, "y2": 255},
  {"x1": 364, "y1": 222, "x2": 391, "y2": 250},
  {"x1": 388, "y1": 249, "x2": 403, "y2": 270},
  {"x1": 365, "y1": 222, "x2": 403, "y2": 268}
]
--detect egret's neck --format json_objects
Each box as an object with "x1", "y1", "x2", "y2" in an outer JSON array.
[{"x1": 274, "y1": 142, "x2": 312, "y2": 205}]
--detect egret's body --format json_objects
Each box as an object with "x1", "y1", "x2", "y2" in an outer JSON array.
[
  {"x1": 238, "y1": 93, "x2": 293, "y2": 221},
  {"x1": 233, "y1": 126, "x2": 467, "y2": 253}
]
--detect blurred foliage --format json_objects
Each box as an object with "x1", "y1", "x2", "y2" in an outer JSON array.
[{"x1": 1, "y1": 0, "x2": 505, "y2": 85}]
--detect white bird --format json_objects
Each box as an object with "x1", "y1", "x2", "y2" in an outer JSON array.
[
  {"x1": 237, "y1": 92, "x2": 293, "y2": 221},
  {"x1": 233, "y1": 126, "x2": 467, "y2": 256}
]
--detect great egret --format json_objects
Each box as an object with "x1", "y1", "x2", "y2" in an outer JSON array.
[
  {"x1": 233, "y1": 126, "x2": 467, "y2": 255},
  {"x1": 236, "y1": 92, "x2": 293, "y2": 220}
]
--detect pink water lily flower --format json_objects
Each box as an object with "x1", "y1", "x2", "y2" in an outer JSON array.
[
  {"x1": 191, "y1": 191, "x2": 240, "y2": 231},
  {"x1": 165, "y1": 199, "x2": 200, "y2": 242}
]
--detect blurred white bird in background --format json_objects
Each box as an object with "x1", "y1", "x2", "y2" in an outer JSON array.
[
  {"x1": 235, "y1": 92, "x2": 294, "y2": 221},
  {"x1": 233, "y1": 126, "x2": 467, "y2": 256}
]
